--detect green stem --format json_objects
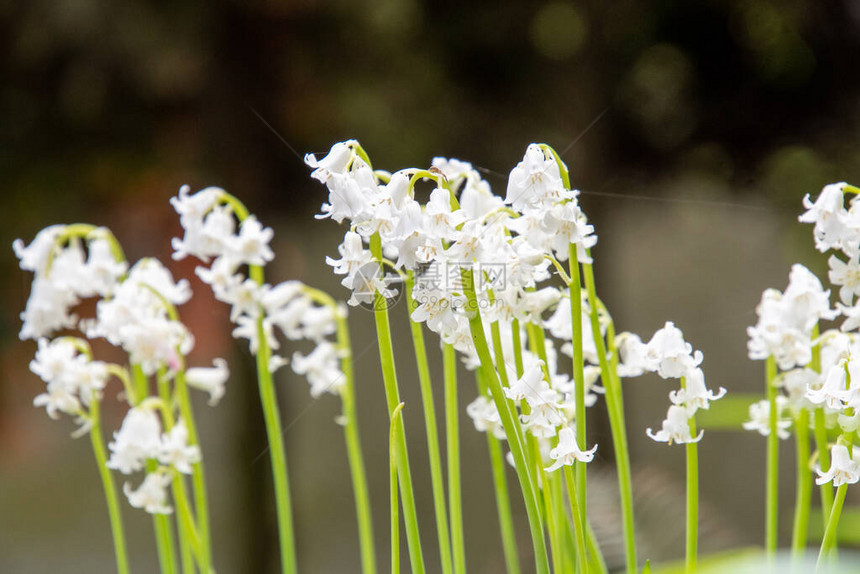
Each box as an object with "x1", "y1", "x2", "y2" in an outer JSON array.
[
  {"x1": 792, "y1": 408, "x2": 812, "y2": 558},
  {"x1": 173, "y1": 369, "x2": 212, "y2": 573},
  {"x1": 251, "y1": 264, "x2": 297, "y2": 574},
  {"x1": 563, "y1": 465, "x2": 588, "y2": 574},
  {"x1": 475, "y1": 370, "x2": 521, "y2": 574},
  {"x1": 404, "y1": 273, "x2": 453, "y2": 574},
  {"x1": 766, "y1": 356, "x2": 779, "y2": 554},
  {"x1": 149, "y1": 461, "x2": 179, "y2": 574},
  {"x1": 156, "y1": 370, "x2": 195, "y2": 574},
  {"x1": 814, "y1": 409, "x2": 834, "y2": 526},
  {"x1": 583, "y1": 262, "x2": 637, "y2": 574},
  {"x1": 336, "y1": 308, "x2": 378, "y2": 574},
  {"x1": 370, "y1": 234, "x2": 425, "y2": 574},
  {"x1": 444, "y1": 343, "x2": 466, "y2": 574},
  {"x1": 462, "y1": 268, "x2": 550, "y2": 574},
  {"x1": 132, "y1": 365, "x2": 177, "y2": 574},
  {"x1": 89, "y1": 399, "x2": 131, "y2": 574},
  {"x1": 816, "y1": 483, "x2": 848, "y2": 571},
  {"x1": 391, "y1": 404, "x2": 404, "y2": 574},
  {"x1": 568, "y1": 245, "x2": 587, "y2": 528},
  {"x1": 683, "y1": 377, "x2": 699, "y2": 574}
]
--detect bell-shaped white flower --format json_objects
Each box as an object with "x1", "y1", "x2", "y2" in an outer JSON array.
[
  {"x1": 107, "y1": 408, "x2": 163, "y2": 474},
  {"x1": 158, "y1": 421, "x2": 201, "y2": 474},
  {"x1": 305, "y1": 140, "x2": 357, "y2": 183},
  {"x1": 798, "y1": 183, "x2": 849, "y2": 253},
  {"x1": 669, "y1": 368, "x2": 726, "y2": 411},
  {"x1": 124, "y1": 471, "x2": 173, "y2": 514},
  {"x1": 185, "y1": 358, "x2": 229, "y2": 406},
  {"x1": 647, "y1": 405, "x2": 703, "y2": 445},
  {"x1": 545, "y1": 426, "x2": 597, "y2": 471},
  {"x1": 829, "y1": 254, "x2": 860, "y2": 305},
  {"x1": 226, "y1": 215, "x2": 274, "y2": 266},
  {"x1": 742, "y1": 397, "x2": 792, "y2": 439},
  {"x1": 466, "y1": 396, "x2": 505, "y2": 439},
  {"x1": 644, "y1": 322, "x2": 703, "y2": 379},
  {"x1": 291, "y1": 341, "x2": 345, "y2": 398},
  {"x1": 815, "y1": 443, "x2": 860, "y2": 486}
]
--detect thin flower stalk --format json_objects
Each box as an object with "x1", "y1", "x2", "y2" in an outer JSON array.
[
  {"x1": 792, "y1": 408, "x2": 812, "y2": 557},
  {"x1": 683, "y1": 376, "x2": 699, "y2": 574},
  {"x1": 562, "y1": 465, "x2": 588, "y2": 574},
  {"x1": 474, "y1": 370, "x2": 521, "y2": 574},
  {"x1": 817, "y1": 482, "x2": 848, "y2": 571},
  {"x1": 568, "y1": 245, "x2": 587, "y2": 528},
  {"x1": 444, "y1": 343, "x2": 466, "y2": 574},
  {"x1": 404, "y1": 272, "x2": 453, "y2": 574},
  {"x1": 88, "y1": 397, "x2": 131, "y2": 574},
  {"x1": 583, "y1": 263, "x2": 637, "y2": 574},
  {"x1": 370, "y1": 233, "x2": 426, "y2": 574},
  {"x1": 766, "y1": 356, "x2": 779, "y2": 554},
  {"x1": 391, "y1": 403, "x2": 405, "y2": 574},
  {"x1": 462, "y1": 267, "x2": 550, "y2": 574}
]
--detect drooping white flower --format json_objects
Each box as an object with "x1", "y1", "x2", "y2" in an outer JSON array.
[
  {"x1": 643, "y1": 321, "x2": 703, "y2": 379},
  {"x1": 668, "y1": 368, "x2": 726, "y2": 411},
  {"x1": 829, "y1": 254, "x2": 860, "y2": 305},
  {"x1": 647, "y1": 405, "x2": 702, "y2": 445},
  {"x1": 158, "y1": 421, "x2": 201, "y2": 475},
  {"x1": 815, "y1": 443, "x2": 860, "y2": 486},
  {"x1": 798, "y1": 183, "x2": 849, "y2": 253},
  {"x1": 505, "y1": 144, "x2": 567, "y2": 211},
  {"x1": 13, "y1": 225, "x2": 66, "y2": 273},
  {"x1": 742, "y1": 397, "x2": 792, "y2": 439},
  {"x1": 465, "y1": 396, "x2": 505, "y2": 439},
  {"x1": 545, "y1": 426, "x2": 597, "y2": 471},
  {"x1": 305, "y1": 140, "x2": 358, "y2": 183},
  {"x1": 227, "y1": 215, "x2": 274, "y2": 266},
  {"x1": 614, "y1": 332, "x2": 650, "y2": 378},
  {"x1": 291, "y1": 341, "x2": 345, "y2": 398},
  {"x1": 107, "y1": 408, "x2": 163, "y2": 474},
  {"x1": 185, "y1": 358, "x2": 229, "y2": 406},
  {"x1": 124, "y1": 471, "x2": 173, "y2": 514}
]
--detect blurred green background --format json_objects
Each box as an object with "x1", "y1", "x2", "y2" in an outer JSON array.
[{"x1": 4, "y1": 0, "x2": 860, "y2": 572}]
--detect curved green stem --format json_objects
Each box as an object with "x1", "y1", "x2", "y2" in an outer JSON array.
[
  {"x1": 336, "y1": 309, "x2": 378, "y2": 574},
  {"x1": 444, "y1": 343, "x2": 466, "y2": 574},
  {"x1": 583, "y1": 262, "x2": 637, "y2": 574},
  {"x1": 173, "y1": 369, "x2": 213, "y2": 573},
  {"x1": 816, "y1": 483, "x2": 848, "y2": 571},
  {"x1": 462, "y1": 268, "x2": 550, "y2": 574},
  {"x1": 250, "y1": 265, "x2": 297, "y2": 574},
  {"x1": 475, "y1": 370, "x2": 521, "y2": 574},
  {"x1": 89, "y1": 399, "x2": 131, "y2": 574},
  {"x1": 766, "y1": 356, "x2": 779, "y2": 555},
  {"x1": 156, "y1": 370, "x2": 195, "y2": 574},
  {"x1": 404, "y1": 273, "x2": 453, "y2": 574},
  {"x1": 370, "y1": 233, "x2": 425, "y2": 574},
  {"x1": 792, "y1": 408, "x2": 812, "y2": 558}
]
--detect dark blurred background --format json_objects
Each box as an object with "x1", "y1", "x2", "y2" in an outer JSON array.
[{"x1": 4, "y1": 1, "x2": 860, "y2": 572}]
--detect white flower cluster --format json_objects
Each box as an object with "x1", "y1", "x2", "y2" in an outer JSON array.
[
  {"x1": 619, "y1": 322, "x2": 724, "y2": 445},
  {"x1": 307, "y1": 141, "x2": 601, "y2": 467},
  {"x1": 16, "y1": 223, "x2": 229, "y2": 514},
  {"x1": 107, "y1": 408, "x2": 201, "y2": 514},
  {"x1": 746, "y1": 182, "x2": 860, "y2": 484},
  {"x1": 171, "y1": 186, "x2": 346, "y2": 398},
  {"x1": 15, "y1": 226, "x2": 126, "y2": 341},
  {"x1": 29, "y1": 337, "x2": 108, "y2": 433}
]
